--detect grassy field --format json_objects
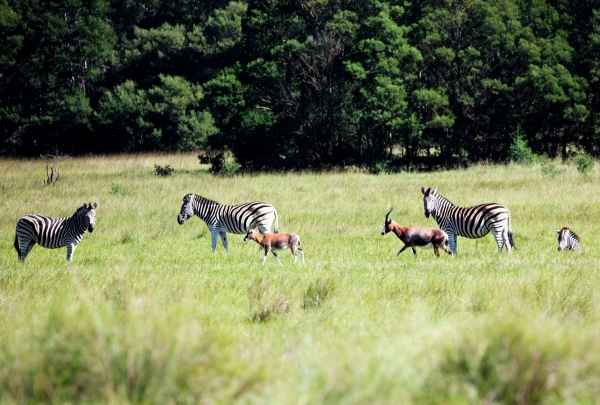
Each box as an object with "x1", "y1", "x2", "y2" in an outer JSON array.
[{"x1": 1, "y1": 153, "x2": 600, "y2": 404}]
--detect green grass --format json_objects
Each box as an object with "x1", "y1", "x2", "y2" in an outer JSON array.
[{"x1": 1, "y1": 154, "x2": 600, "y2": 404}]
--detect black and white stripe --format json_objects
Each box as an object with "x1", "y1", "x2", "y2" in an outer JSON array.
[
  {"x1": 14, "y1": 202, "x2": 98, "y2": 261},
  {"x1": 177, "y1": 194, "x2": 279, "y2": 252},
  {"x1": 421, "y1": 187, "x2": 515, "y2": 254},
  {"x1": 556, "y1": 227, "x2": 581, "y2": 251}
]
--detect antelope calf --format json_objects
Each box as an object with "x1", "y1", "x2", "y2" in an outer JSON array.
[
  {"x1": 244, "y1": 229, "x2": 305, "y2": 265},
  {"x1": 381, "y1": 207, "x2": 452, "y2": 258}
]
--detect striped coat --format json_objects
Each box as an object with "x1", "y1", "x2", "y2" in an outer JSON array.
[
  {"x1": 177, "y1": 194, "x2": 279, "y2": 252},
  {"x1": 556, "y1": 227, "x2": 581, "y2": 251},
  {"x1": 421, "y1": 187, "x2": 516, "y2": 254},
  {"x1": 14, "y1": 202, "x2": 98, "y2": 261}
]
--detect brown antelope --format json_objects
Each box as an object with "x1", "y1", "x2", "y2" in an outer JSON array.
[
  {"x1": 381, "y1": 207, "x2": 452, "y2": 258},
  {"x1": 244, "y1": 229, "x2": 305, "y2": 265}
]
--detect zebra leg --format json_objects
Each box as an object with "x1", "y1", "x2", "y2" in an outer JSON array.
[
  {"x1": 503, "y1": 227, "x2": 512, "y2": 254},
  {"x1": 66, "y1": 243, "x2": 76, "y2": 261},
  {"x1": 492, "y1": 228, "x2": 508, "y2": 253},
  {"x1": 210, "y1": 229, "x2": 219, "y2": 252},
  {"x1": 219, "y1": 232, "x2": 229, "y2": 252},
  {"x1": 19, "y1": 239, "x2": 35, "y2": 262},
  {"x1": 448, "y1": 233, "x2": 457, "y2": 255}
]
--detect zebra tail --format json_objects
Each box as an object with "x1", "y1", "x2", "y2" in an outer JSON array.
[
  {"x1": 508, "y1": 216, "x2": 517, "y2": 250},
  {"x1": 274, "y1": 210, "x2": 279, "y2": 234}
]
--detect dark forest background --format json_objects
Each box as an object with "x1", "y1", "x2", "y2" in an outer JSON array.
[{"x1": 1, "y1": 0, "x2": 600, "y2": 171}]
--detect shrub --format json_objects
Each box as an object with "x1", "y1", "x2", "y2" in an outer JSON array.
[
  {"x1": 540, "y1": 162, "x2": 566, "y2": 177},
  {"x1": 302, "y1": 278, "x2": 335, "y2": 309},
  {"x1": 574, "y1": 151, "x2": 595, "y2": 175},
  {"x1": 507, "y1": 129, "x2": 537, "y2": 165},
  {"x1": 154, "y1": 164, "x2": 174, "y2": 177},
  {"x1": 418, "y1": 321, "x2": 571, "y2": 404},
  {"x1": 109, "y1": 183, "x2": 131, "y2": 196},
  {"x1": 200, "y1": 151, "x2": 241, "y2": 176},
  {"x1": 247, "y1": 278, "x2": 290, "y2": 323}
]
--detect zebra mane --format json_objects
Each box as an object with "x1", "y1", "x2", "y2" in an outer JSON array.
[
  {"x1": 194, "y1": 195, "x2": 220, "y2": 206},
  {"x1": 74, "y1": 203, "x2": 89, "y2": 215},
  {"x1": 559, "y1": 227, "x2": 580, "y2": 242},
  {"x1": 569, "y1": 229, "x2": 581, "y2": 242},
  {"x1": 430, "y1": 189, "x2": 455, "y2": 206}
]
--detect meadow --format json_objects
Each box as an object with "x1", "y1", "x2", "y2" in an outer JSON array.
[{"x1": 1, "y1": 153, "x2": 599, "y2": 404}]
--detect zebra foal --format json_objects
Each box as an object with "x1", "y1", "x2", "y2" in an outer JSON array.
[
  {"x1": 556, "y1": 227, "x2": 581, "y2": 251},
  {"x1": 177, "y1": 194, "x2": 279, "y2": 252},
  {"x1": 421, "y1": 187, "x2": 516, "y2": 254},
  {"x1": 14, "y1": 202, "x2": 98, "y2": 262}
]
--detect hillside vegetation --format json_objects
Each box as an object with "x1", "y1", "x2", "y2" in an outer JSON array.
[{"x1": 0, "y1": 154, "x2": 599, "y2": 404}]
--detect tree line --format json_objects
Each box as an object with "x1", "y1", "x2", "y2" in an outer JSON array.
[{"x1": 1, "y1": 0, "x2": 599, "y2": 171}]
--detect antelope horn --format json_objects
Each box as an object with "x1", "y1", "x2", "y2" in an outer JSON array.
[{"x1": 385, "y1": 207, "x2": 394, "y2": 222}]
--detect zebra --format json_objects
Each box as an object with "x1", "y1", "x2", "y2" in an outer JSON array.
[
  {"x1": 177, "y1": 194, "x2": 279, "y2": 252},
  {"x1": 556, "y1": 227, "x2": 581, "y2": 251},
  {"x1": 14, "y1": 202, "x2": 98, "y2": 262},
  {"x1": 421, "y1": 187, "x2": 516, "y2": 254}
]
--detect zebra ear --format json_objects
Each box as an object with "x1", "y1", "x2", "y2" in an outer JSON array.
[
  {"x1": 421, "y1": 186, "x2": 426, "y2": 195},
  {"x1": 556, "y1": 228, "x2": 560, "y2": 234},
  {"x1": 433, "y1": 187, "x2": 437, "y2": 194},
  {"x1": 83, "y1": 202, "x2": 89, "y2": 209},
  {"x1": 92, "y1": 202, "x2": 98, "y2": 209}
]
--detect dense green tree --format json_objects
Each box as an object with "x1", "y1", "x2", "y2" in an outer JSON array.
[
  {"x1": 1, "y1": 0, "x2": 600, "y2": 169},
  {"x1": 96, "y1": 74, "x2": 217, "y2": 151},
  {"x1": 0, "y1": 0, "x2": 116, "y2": 154}
]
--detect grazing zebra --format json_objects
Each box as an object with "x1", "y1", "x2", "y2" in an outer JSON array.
[
  {"x1": 421, "y1": 187, "x2": 516, "y2": 254},
  {"x1": 177, "y1": 194, "x2": 279, "y2": 252},
  {"x1": 14, "y1": 202, "x2": 98, "y2": 262},
  {"x1": 556, "y1": 227, "x2": 581, "y2": 251}
]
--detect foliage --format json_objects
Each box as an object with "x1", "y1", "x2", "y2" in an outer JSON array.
[
  {"x1": 202, "y1": 151, "x2": 241, "y2": 176},
  {"x1": 1, "y1": 0, "x2": 600, "y2": 170},
  {"x1": 154, "y1": 164, "x2": 174, "y2": 176},
  {"x1": 540, "y1": 162, "x2": 566, "y2": 177},
  {"x1": 507, "y1": 128, "x2": 538, "y2": 165},
  {"x1": 574, "y1": 151, "x2": 595, "y2": 175},
  {"x1": 109, "y1": 183, "x2": 130, "y2": 196}
]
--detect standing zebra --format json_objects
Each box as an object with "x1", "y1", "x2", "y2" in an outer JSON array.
[
  {"x1": 421, "y1": 187, "x2": 516, "y2": 254},
  {"x1": 177, "y1": 194, "x2": 279, "y2": 252},
  {"x1": 556, "y1": 227, "x2": 581, "y2": 251},
  {"x1": 14, "y1": 202, "x2": 98, "y2": 262}
]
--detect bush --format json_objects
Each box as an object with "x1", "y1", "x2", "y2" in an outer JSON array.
[
  {"x1": 199, "y1": 151, "x2": 241, "y2": 176},
  {"x1": 540, "y1": 162, "x2": 566, "y2": 177},
  {"x1": 109, "y1": 183, "x2": 131, "y2": 196},
  {"x1": 154, "y1": 164, "x2": 174, "y2": 177},
  {"x1": 574, "y1": 151, "x2": 595, "y2": 175},
  {"x1": 507, "y1": 130, "x2": 537, "y2": 165}
]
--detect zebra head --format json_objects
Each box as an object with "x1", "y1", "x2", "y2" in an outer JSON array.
[
  {"x1": 78, "y1": 202, "x2": 97, "y2": 233},
  {"x1": 556, "y1": 227, "x2": 577, "y2": 251},
  {"x1": 177, "y1": 194, "x2": 195, "y2": 225},
  {"x1": 421, "y1": 187, "x2": 437, "y2": 218}
]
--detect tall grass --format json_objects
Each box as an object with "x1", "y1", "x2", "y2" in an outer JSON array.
[{"x1": 1, "y1": 154, "x2": 599, "y2": 404}]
